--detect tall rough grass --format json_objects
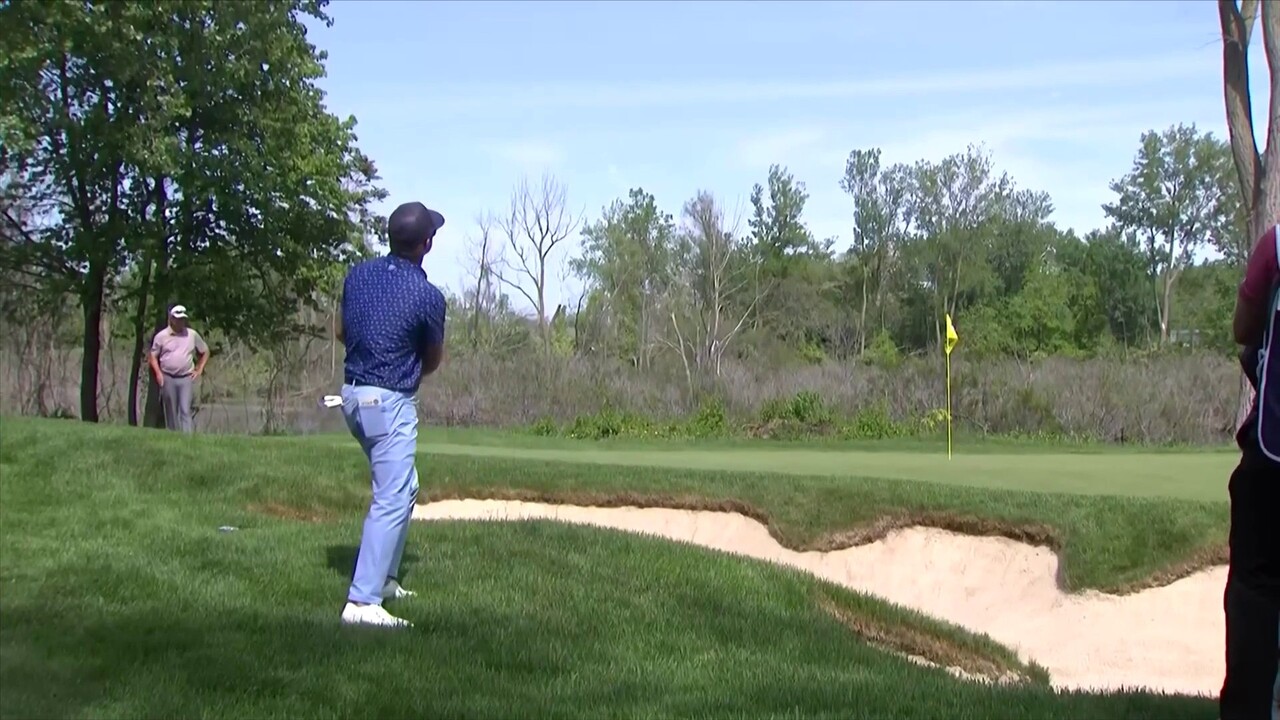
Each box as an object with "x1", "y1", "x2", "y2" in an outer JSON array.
[
  {"x1": 423, "y1": 352, "x2": 1239, "y2": 444},
  {"x1": 0, "y1": 331, "x2": 1240, "y2": 444}
]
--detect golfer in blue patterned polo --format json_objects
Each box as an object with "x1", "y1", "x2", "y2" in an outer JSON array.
[{"x1": 337, "y1": 201, "x2": 448, "y2": 628}]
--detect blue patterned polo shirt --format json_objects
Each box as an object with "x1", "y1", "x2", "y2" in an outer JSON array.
[{"x1": 341, "y1": 254, "x2": 447, "y2": 393}]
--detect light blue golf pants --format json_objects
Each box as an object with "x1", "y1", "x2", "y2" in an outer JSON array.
[{"x1": 340, "y1": 383, "x2": 420, "y2": 605}]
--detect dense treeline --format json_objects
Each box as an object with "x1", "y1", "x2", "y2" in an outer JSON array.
[
  {"x1": 2, "y1": 0, "x2": 1278, "y2": 445},
  {"x1": 462, "y1": 130, "x2": 1244, "y2": 376}
]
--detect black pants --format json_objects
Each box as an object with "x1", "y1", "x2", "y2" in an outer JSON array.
[{"x1": 1220, "y1": 450, "x2": 1279, "y2": 720}]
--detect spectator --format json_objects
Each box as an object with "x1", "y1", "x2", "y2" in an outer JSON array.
[{"x1": 147, "y1": 304, "x2": 209, "y2": 433}]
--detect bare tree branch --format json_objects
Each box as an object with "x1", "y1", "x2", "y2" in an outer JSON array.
[
  {"x1": 666, "y1": 190, "x2": 771, "y2": 379},
  {"x1": 464, "y1": 212, "x2": 500, "y2": 350},
  {"x1": 492, "y1": 173, "x2": 582, "y2": 351}
]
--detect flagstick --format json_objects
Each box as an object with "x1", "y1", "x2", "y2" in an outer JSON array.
[
  {"x1": 946, "y1": 351, "x2": 952, "y2": 460},
  {"x1": 943, "y1": 313, "x2": 958, "y2": 460}
]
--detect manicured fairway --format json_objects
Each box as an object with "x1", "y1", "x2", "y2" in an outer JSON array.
[{"x1": 416, "y1": 440, "x2": 1236, "y2": 503}]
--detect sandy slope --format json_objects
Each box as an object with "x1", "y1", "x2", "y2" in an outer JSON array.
[{"x1": 413, "y1": 499, "x2": 1226, "y2": 697}]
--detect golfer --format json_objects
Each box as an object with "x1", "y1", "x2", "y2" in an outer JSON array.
[
  {"x1": 336, "y1": 201, "x2": 447, "y2": 629},
  {"x1": 147, "y1": 304, "x2": 209, "y2": 433},
  {"x1": 1221, "y1": 222, "x2": 1279, "y2": 720}
]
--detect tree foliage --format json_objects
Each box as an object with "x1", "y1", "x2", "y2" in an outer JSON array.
[
  {"x1": 555, "y1": 137, "x2": 1241, "y2": 374},
  {"x1": 0, "y1": 1, "x2": 1259, "y2": 431},
  {"x1": 0, "y1": 0, "x2": 383, "y2": 423},
  {"x1": 1102, "y1": 124, "x2": 1235, "y2": 345}
]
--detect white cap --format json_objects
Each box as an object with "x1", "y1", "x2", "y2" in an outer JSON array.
[{"x1": 169, "y1": 304, "x2": 189, "y2": 319}]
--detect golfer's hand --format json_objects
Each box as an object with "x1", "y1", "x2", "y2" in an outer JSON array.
[
  {"x1": 154, "y1": 374, "x2": 165, "y2": 388},
  {"x1": 193, "y1": 368, "x2": 203, "y2": 380}
]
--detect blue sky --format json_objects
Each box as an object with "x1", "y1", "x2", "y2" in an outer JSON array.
[{"x1": 307, "y1": 0, "x2": 1271, "y2": 310}]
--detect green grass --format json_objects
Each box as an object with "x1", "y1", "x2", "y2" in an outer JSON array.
[
  {"x1": 4, "y1": 417, "x2": 1231, "y2": 592},
  {"x1": 415, "y1": 440, "x2": 1235, "y2": 503},
  {"x1": 0, "y1": 417, "x2": 1225, "y2": 718}
]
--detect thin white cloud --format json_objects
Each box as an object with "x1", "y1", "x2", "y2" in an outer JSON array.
[
  {"x1": 734, "y1": 126, "x2": 829, "y2": 168},
  {"x1": 760, "y1": 96, "x2": 1232, "y2": 252},
  {"x1": 483, "y1": 140, "x2": 565, "y2": 169},
  {"x1": 424, "y1": 51, "x2": 1213, "y2": 113},
  {"x1": 802, "y1": 99, "x2": 1222, "y2": 172}
]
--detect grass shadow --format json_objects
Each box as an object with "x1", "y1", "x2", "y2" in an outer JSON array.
[
  {"x1": 325, "y1": 544, "x2": 422, "y2": 582},
  {"x1": 0, "y1": 602, "x2": 571, "y2": 720}
]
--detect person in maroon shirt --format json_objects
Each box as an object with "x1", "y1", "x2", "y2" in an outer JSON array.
[{"x1": 1220, "y1": 223, "x2": 1279, "y2": 720}]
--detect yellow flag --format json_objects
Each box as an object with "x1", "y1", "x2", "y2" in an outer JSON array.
[{"x1": 944, "y1": 314, "x2": 959, "y2": 356}]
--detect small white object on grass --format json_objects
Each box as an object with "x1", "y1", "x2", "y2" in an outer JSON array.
[{"x1": 320, "y1": 395, "x2": 343, "y2": 408}]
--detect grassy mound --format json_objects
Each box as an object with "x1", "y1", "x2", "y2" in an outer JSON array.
[
  {"x1": 2, "y1": 417, "x2": 1229, "y2": 593},
  {"x1": 0, "y1": 418, "x2": 1222, "y2": 718}
]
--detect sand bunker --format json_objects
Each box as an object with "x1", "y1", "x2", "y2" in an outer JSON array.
[{"x1": 414, "y1": 499, "x2": 1227, "y2": 697}]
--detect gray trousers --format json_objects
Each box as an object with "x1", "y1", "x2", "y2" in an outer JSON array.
[{"x1": 160, "y1": 374, "x2": 195, "y2": 432}]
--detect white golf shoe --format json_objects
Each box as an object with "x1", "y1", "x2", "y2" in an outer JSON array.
[
  {"x1": 382, "y1": 578, "x2": 416, "y2": 601},
  {"x1": 341, "y1": 602, "x2": 412, "y2": 629}
]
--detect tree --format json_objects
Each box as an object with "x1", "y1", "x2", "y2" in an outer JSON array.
[
  {"x1": 572, "y1": 187, "x2": 678, "y2": 369},
  {"x1": 464, "y1": 212, "x2": 501, "y2": 352},
  {"x1": 749, "y1": 164, "x2": 823, "y2": 264},
  {"x1": 1062, "y1": 229, "x2": 1158, "y2": 347},
  {"x1": 959, "y1": 263, "x2": 1077, "y2": 360},
  {"x1": 1218, "y1": 0, "x2": 1280, "y2": 428},
  {"x1": 0, "y1": 0, "x2": 383, "y2": 425},
  {"x1": 447, "y1": 212, "x2": 539, "y2": 361},
  {"x1": 0, "y1": 1, "x2": 175, "y2": 422},
  {"x1": 1219, "y1": 0, "x2": 1280, "y2": 242},
  {"x1": 1101, "y1": 124, "x2": 1234, "y2": 346},
  {"x1": 495, "y1": 173, "x2": 581, "y2": 355},
  {"x1": 665, "y1": 191, "x2": 762, "y2": 391},
  {"x1": 985, "y1": 188, "x2": 1056, "y2": 297},
  {"x1": 138, "y1": 2, "x2": 384, "y2": 428},
  {"x1": 839, "y1": 148, "x2": 912, "y2": 354},
  {"x1": 1174, "y1": 259, "x2": 1240, "y2": 352},
  {"x1": 906, "y1": 144, "x2": 1011, "y2": 347},
  {"x1": 746, "y1": 164, "x2": 834, "y2": 355}
]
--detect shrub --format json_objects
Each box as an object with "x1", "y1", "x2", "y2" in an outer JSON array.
[{"x1": 687, "y1": 399, "x2": 729, "y2": 437}]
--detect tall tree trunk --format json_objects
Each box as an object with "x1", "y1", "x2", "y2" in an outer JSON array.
[
  {"x1": 1159, "y1": 271, "x2": 1175, "y2": 346},
  {"x1": 79, "y1": 261, "x2": 106, "y2": 422},
  {"x1": 126, "y1": 256, "x2": 154, "y2": 426},
  {"x1": 142, "y1": 245, "x2": 171, "y2": 429},
  {"x1": 1220, "y1": 0, "x2": 1280, "y2": 430},
  {"x1": 470, "y1": 267, "x2": 484, "y2": 350},
  {"x1": 126, "y1": 178, "x2": 164, "y2": 426},
  {"x1": 859, "y1": 269, "x2": 869, "y2": 355},
  {"x1": 639, "y1": 292, "x2": 651, "y2": 371},
  {"x1": 142, "y1": 311, "x2": 167, "y2": 429}
]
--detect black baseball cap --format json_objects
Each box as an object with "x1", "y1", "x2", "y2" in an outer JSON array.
[{"x1": 387, "y1": 201, "x2": 445, "y2": 249}]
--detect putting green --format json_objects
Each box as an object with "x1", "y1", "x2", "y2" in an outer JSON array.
[{"x1": 416, "y1": 442, "x2": 1236, "y2": 503}]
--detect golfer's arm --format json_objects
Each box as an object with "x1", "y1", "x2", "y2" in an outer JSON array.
[
  {"x1": 421, "y1": 343, "x2": 444, "y2": 376},
  {"x1": 418, "y1": 294, "x2": 447, "y2": 377},
  {"x1": 147, "y1": 350, "x2": 162, "y2": 379},
  {"x1": 195, "y1": 348, "x2": 209, "y2": 374}
]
